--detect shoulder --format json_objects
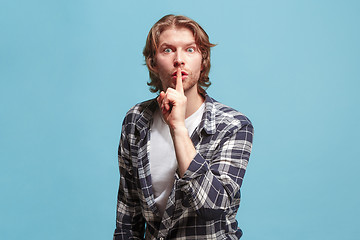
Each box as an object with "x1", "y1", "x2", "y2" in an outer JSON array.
[
  {"x1": 122, "y1": 98, "x2": 157, "y2": 127},
  {"x1": 214, "y1": 99, "x2": 252, "y2": 126},
  {"x1": 206, "y1": 95, "x2": 253, "y2": 133}
]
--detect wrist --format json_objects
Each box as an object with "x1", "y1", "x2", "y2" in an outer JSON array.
[{"x1": 170, "y1": 125, "x2": 188, "y2": 138}]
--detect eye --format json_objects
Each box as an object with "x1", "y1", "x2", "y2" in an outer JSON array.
[
  {"x1": 187, "y1": 47, "x2": 195, "y2": 53},
  {"x1": 164, "y1": 48, "x2": 172, "y2": 53}
]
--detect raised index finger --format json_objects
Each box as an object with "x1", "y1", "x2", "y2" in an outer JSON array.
[{"x1": 176, "y1": 68, "x2": 184, "y2": 93}]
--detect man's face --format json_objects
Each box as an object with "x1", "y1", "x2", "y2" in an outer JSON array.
[{"x1": 153, "y1": 27, "x2": 203, "y2": 93}]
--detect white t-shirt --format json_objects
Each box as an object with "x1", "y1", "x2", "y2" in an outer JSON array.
[{"x1": 149, "y1": 103, "x2": 205, "y2": 215}]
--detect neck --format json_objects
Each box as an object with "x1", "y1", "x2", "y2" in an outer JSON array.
[{"x1": 184, "y1": 87, "x2": 205, "y2": 118}]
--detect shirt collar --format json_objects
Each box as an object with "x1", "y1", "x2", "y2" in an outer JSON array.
[
  {"x1": 135, "y1": 92, "x2": 217, "y2": 135},
  {"x1": 198, "y1": 93, "x2": 217, "y2": 135}
]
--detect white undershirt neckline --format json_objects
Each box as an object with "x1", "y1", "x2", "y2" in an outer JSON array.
[{"x1": 149, "y1": 102, "x2": 205, "y2": 216}]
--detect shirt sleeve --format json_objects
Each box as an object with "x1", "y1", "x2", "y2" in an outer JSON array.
[
  {"x1": 177, "y1": 122, "x2": 254, "y2": 221},
  {"x1": 114, "y1": 127, "x2": 145, "y2": 240}
]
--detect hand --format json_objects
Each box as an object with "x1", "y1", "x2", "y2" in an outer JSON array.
[
  {"x1": 157, "y1": 68, "x2": 196, "y2": 177},
  {"x1": 157, "y1": 68, "x2": 187, "y2": 130}
]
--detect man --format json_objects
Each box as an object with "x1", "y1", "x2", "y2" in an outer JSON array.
[{"x1": 114, "y1": 14, "x2": 254, "y2": 239}]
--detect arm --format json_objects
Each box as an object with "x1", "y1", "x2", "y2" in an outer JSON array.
[
  {"x1": 177, "y1": 122, "x2": 254, "y2": 220},
  {"x1": 158, "y1": 68, "x2": 254, "y2": 220},
  {"x1": 114, "y1": 127, "x2": 145, "y2": 240},
  {"x1": 157, "y1": 68, "x2": 197, "y2": 177}
]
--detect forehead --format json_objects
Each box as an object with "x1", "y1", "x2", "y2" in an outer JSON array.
[{"x1": 158, "y1": 27, "x2": 195, "y2": 45}]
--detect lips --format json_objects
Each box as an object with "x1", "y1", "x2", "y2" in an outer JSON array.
[{"x1": 172, "y1": 71, "x2": 188, "y2": 77}]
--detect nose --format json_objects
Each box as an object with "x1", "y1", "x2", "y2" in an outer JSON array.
[{"x1": 174, "y1": 51, "x2": 185, "y2": 67}]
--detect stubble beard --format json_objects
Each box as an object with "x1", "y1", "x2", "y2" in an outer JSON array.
[{"x1": 161, "y1": 72, "x2": 200, "y2": 93}]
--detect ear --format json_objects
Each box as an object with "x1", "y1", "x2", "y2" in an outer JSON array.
[
  {"x1": 152, "y1": 65, "x2": 158, "y2": 74},
  {"x1": 148, "y1": 57, "x2": 158, "y2": 74}
]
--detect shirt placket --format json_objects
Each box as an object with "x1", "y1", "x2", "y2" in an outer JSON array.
[{"x1": 156, "y1": 173, "x2": 182, "y2": 239}]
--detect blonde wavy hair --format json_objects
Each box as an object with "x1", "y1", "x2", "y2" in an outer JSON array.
[{"x1": 143, "y1": 14, "x2": 216, "y2": 93}]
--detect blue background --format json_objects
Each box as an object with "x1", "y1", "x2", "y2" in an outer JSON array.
[{"x1": 1, "y1": 0, "x2": 359, "y2": 239}]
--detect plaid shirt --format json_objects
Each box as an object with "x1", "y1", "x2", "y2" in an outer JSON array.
[{"x1": 114, "y1": 93, "x2": 254, "y2": 240}]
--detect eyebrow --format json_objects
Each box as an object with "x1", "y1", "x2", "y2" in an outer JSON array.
[{"x1": 159, "y1": 42, "x2": 197, "y2": 48}]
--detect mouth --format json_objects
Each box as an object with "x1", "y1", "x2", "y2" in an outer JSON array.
[
  {"x1": 172, "y1": 70, "x2": 188, "y2": 78},
  {"x1": 172, "y1": 70, "x2": 188, "y2": 76}
]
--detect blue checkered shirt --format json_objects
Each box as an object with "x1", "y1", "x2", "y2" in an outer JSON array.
[{"x1": 114, "y1": 93, "x2": 254, "y2": 239}]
